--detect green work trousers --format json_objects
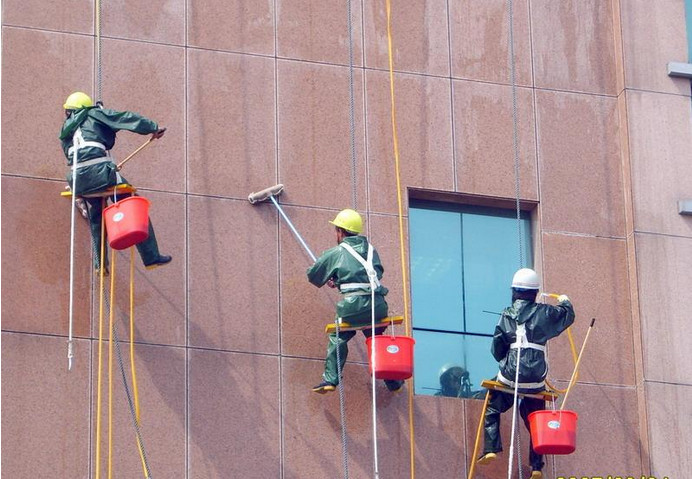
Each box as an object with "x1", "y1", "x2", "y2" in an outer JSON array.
[
  {"x1": 323, "y1": 299, "x2": 401, "y2": 390},
  {"x1": 85, "y1": 195, "x2": 161, "y2": 269}
]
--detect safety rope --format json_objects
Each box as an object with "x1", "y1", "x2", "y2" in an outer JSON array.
[
  {"x1": 96, "y1": 199, "x2": 107, "y2": 479},
  {"x1": 334, "y1": 319, "x2": 349, "y2": 479},
  {"x1": 108, "y1": 241, "x2": 116, "y2": 478},
  {"x1": 384, "y1": 2, "x2": 416, "y2": 477},
  {"x1": 93, "y1": 224, "x2": 152, "y2": 478},
  {"x1": 330, "y1": 2, "x2": 362, "y2": 477},
  {"x1": 67, "y1": 134, "x2": 79, "y2": 370},
  {"x1": 95, "y1": 0, "x2": 103, "y2": 102},
  {"x1": 507, "y1": 0, "x2": 523, "y2": 268},
  {"x1": 507, "y1": 0, "x2": 524, "y2": 476},
  {"x1": 130, "y1": 247, "x2": 142, "y2": 424},
  {"x1": 369, "y1": 272, "x2": 380, "y2": 479},
  {"x1": 347, "y1": 0, "x2": 357, "y2": 210},
  {"x1": 506, "y1": 331, "x2": 523, "y2": 479}
]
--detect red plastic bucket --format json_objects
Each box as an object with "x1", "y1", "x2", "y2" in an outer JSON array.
[
  {"x1": 103, "y1": 196, "x2": 150, "y2": 250},
  {"x1": 528, "y1": 410, "x2": 578, "y2": 455},
  {"x1": 365, "y1": 335, "x2": 415, "y2": 380}
]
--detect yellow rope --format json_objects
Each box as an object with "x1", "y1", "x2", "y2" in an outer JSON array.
[
  {"x1": 96, "y1": 199, "x2": 107, "y2": 479},
  {"x1": 129, "y1": 247, "x2": 141, "y2": 425},
  {"x1": 129, "y1": 247, "x2": 148, "y2": 477},
  {"x1": 108, "y1": 249, "x2": 116, "y2": 479},
  {"x1": 385, "y1": 1, "x2": 415, "y2": 477}
]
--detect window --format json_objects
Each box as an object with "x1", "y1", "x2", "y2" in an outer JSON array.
[{"x1": 409, "y1": 198, "x2": 532, "y2": 399}]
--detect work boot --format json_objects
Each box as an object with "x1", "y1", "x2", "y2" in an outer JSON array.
[
  {"x1": 144, "y1": 255, "x2": 172, "y2": 270},
  {"x1": 312, "y1": 381, "x2": 337, "y2": 394},
  {"x1": 385, "y1": 379, "x2": 404, "y2": 393},
  {"x1": 477, "y1": 452, "x2": 497, "y2": 466},
  {"x1": 530, "y1": 471, "x2": 542, "y2": 479}
]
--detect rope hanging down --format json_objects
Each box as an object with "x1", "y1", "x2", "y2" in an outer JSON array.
[
  {"x1": 329, "y1": 3, "x2": 361, "y2": 477},
  {"x1": 347, "y1": 0, "x2": 357, "y2": 211},
  {"x1": 508, "y1": 0, "x2": 523, "y2": 270},
  {"x1": 94, "y1": 202, "x2": 152, "y2": 479},
  {"x1": 507, "y1": 0, "x2": 524, "y2": 477},
  {"x1": 384, "y1": 1, "x2": 416, "y2": 477},
  {"x1": 90, "y1": 0, "x2": 152, "y2": 475}
]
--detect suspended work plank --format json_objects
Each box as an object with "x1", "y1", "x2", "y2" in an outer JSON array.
[
  {"x1": 61, "y1": 184, "x2": 136, "y2": 198},
  {"x1": 480, "y1": 380, "x2": 559, "y2": 400},
  {"x1": 325, "y1": 315, "x2": 404, "y2": 334}
]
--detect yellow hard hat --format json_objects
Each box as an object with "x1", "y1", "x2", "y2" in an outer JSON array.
[
  {"x1": 329, "y1": 208, "x2": 363, "y2": 234},
  {"x1": 63, "y1": 91, "x2": 93, "y2": 110}
]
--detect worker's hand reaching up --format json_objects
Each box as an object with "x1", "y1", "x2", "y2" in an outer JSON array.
[
  {"x1": 557, "y1": 294, "x2": 570, "y2": 304},
  {"x1": 152, "y1": 127, "x2": 166, "y2": 140}
]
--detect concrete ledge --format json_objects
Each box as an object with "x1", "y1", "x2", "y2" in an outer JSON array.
[{"x1": 667, "y1": 62, "x2": 692, "y2": 78}]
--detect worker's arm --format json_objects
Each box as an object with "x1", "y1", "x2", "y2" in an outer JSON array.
[
  {"x1": 91, "y1": 108, "x2": 159, "y2": 135},
  {"x1": 306, "y1": 248, "x2": 337, "y2": 288},
  {"x1": 490, "y1": 316, "x2": 510, "y2": 362},
  {"x1": 545, "y1": 297, "x2": 576, "y2": 336}
]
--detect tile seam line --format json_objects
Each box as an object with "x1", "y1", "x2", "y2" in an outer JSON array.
[
  {"x1": 634, "y1": 230, "x2": 692, "y2": 240},
  {"x1": 644, "y1": 379, "x2": 692, "y2": 388},
  {"x1": 1, "y1": 23, "x2": 185, "y2": 49},
  {"x1": 542, "y1": 230, "x2": 627, "y2": 240},
  {"x1": 624, "y1": 86, "x2": 692, "y2": 99}
]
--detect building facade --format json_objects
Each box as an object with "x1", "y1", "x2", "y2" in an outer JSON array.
[{"x1": 2, "y1": 1, "x2": 691, "y2": 478}]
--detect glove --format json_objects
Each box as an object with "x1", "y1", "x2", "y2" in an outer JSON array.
[
  {"x1": 557, "y1": 294, "x2": 570, "y2": 304},
  {"x1": 152, "y1": 127, "x2": 166, "y2": 140}
]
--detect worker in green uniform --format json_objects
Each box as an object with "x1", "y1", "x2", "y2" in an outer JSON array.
[
  {"x1": 59, "y1": 92, "x2": 171, "y2": 273},
  {"x1": 307, "y1": 208, "x2": 404, "y2": 394},
  {"x1": 478, "y1": 268, "x2": 575, "y2": 479}
]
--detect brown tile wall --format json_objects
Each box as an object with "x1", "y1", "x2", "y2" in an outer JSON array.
[{"x1": 3, "y1": 1, "x2": 689, "y2": 477}]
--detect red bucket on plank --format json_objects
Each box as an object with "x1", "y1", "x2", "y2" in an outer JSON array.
[
  {"x1": 528, "y1": 410, "x2": 578, "y2": 455},
  {"x1": 365, "y1": 335, "x2": 415, "y2": 380},
  {"x1": 103, "y1": 196, "x2": 150, "y2": 250}
]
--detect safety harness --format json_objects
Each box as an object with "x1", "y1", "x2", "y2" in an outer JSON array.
[
  {"x1": 338, "y1": 242, "x2": 381, "y2": 296},
  {"x1": 70, "y1": 128, "x2": 108, "y2": 160},
  {"x1": 496, "y1": 324, "x2": 547, "y2": 391}
]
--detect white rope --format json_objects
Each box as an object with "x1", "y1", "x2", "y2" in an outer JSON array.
[
  {"x1": 67, "y1": 138, "x2": 79, "y2": 371},
  {"x1": 334, "y1": 319, "x2": 350, "y2": 479},
  {"x1": 506, "y1": 329, "x2": 523, "y2": 479},
  {"x1": 368, "y1": 269, "x2": 380, "y2": 479}
]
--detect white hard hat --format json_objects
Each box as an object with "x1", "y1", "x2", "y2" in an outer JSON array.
[{"x1": 511, "y1": 268, "x2": 540, "y2": 290}]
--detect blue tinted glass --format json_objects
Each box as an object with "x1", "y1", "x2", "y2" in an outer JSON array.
[
  {"x1": 409, "y1": 200, "x2": 533, "y2": 399},
  {"x1": 462, "y1": 210, "x2": 532, "y2": 334},
  {"x1": 409, "y1": 207, "x2": 464, "y2": 332},
  {"x1": 413, "y1": 330, "x2": 495, "y2": 397}
]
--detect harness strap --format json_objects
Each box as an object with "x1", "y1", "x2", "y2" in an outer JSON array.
[
  {"x1": 339, "y1": 242, "x2": 381, "y2": 289},
  {"x1": 74, "y1": 156, "x2": 112, "y2": 169},
  {"x1": 497, "y1": 324, "x2": 547, "y2": 389},
  {"x1": 509, "y1": 343, "x2": 545, "y2": 352},
  {"x1": 339, "y1": 282, "x2": 371, "y2": 292},
  {"x1": 509, "y1": 323, "x2": 546, "y2": 351},
  {"x1": 69, "y1": 128, "x2": 107, "y2": 156},
  {"x1": 496, "y1": 371, "x2": 546, "y2": 390}
]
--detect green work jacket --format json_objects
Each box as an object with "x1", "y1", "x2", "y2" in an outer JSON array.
[
  {"x1": 59, "y1": 107, "x2": 158, "y2": 195},
  {"x1": 492, "y1": 299, "x2": 575, "y2": 390},
  {"x1": 307, "y1": 235, "x2": 389, "y2": 323}
]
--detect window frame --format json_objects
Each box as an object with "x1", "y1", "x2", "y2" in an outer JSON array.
[{"x1": 407, "y1": 188, "x2": 538, "y2": 399}]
